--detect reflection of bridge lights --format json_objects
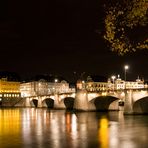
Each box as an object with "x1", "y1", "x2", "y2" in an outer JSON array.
[
  {"x1": 98, "y1": 117, "x2": 109, "y2": 148},
  {"x1": 100, "y1": 118, "x2": 108, "y2": 128},
  {"x1": 71, "y1": 114, "x2": 77, "y2": 132}
]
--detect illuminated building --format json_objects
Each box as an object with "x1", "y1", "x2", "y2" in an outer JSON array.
[
  {"x1": 85, "y1": 76, "x2": 146, "y2": 91},
  {"x1": 48, "y1": 80, "x2": 74, "y2": 94},
  {"x1": 85, "y1": 82, "x2": 109, "y2": 91},
  {"x1": 114, "y1": 76, "x2": 145, "y2": 90},
  {"x1": 20, "y1": 79, "x2": 75, "y2": 97},
  {"x1": 20, "y1": 79, "x2": 48, "y2": 97},
  {"x1": 0, "y1": 78, "x2": 21, "y2": 105}
]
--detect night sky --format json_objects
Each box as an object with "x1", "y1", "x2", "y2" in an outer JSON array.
[{"x1": 0, "y1": 0, "x2": 148, "y2": 82}]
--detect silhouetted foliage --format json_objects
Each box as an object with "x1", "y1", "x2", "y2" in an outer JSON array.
[{"x1": 104, "y1": 0, "x2": 148, "y2": 55}]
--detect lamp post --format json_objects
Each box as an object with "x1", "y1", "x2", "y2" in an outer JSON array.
[
  {"x1": 111, "y1": 75, "x2": 116, "y2": 91},
  {"x1": 124, "y1": 65, "x2": 129, "y2": 89},
  {"x1": 55, "y1": 79, "x2": 58, "y2": 83},
  {"x1": 54, "y1": 79, "x2": 58, "y2": 94}
]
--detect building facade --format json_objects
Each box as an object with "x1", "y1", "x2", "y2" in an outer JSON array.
[
  {"x1": 20, "y1": 79, "x2": 49, "y2": 97},
  {"x1": 20, "y1": 79, "x2": 75, "y2": 97},
  {"x1": 114, "y1": 77, "x2": 145, "y2": 90},
  {"x1": 84, "y1": 76, "x2": 146, "y2": 92},
  {"x1": 0, "y1": 78, "x2": 21, "y2": 105}
]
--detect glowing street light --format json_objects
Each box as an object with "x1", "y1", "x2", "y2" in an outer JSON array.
[
  {"x1": 124, "y1": 65, "x2": 129, "y2": 81},
  {"x1": 111, "y1": 75, "x2": 116, "y2": 90},
  {"x1": 54, "y1": 79, "x2": 58, "y2": 83},
  {"x1": 124, "y1": 65, "x2": 129, "y2": 89}
]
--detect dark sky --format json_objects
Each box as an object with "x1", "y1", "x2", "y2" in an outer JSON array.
[{"x1": 0, "y1": 0, "x2": 148, "y2": 82}]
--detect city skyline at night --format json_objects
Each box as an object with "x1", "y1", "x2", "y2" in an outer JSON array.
[{"x1": 0, "y1": 0, "x2": 147, "y2": 82}]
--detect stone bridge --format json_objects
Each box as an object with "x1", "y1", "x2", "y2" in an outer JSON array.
[
  {"x1": 124, "y1": 89, "x2": 148, "y2": 114},
  {"x1": 25, "y1": 92, "x2": 76, "y2": 109},
  {"x1": 5, "y1": 88, "x2": 148, "y2": 114},
  {"x1": 74, "y1": 88, "x2": 148, "y2": 114}
]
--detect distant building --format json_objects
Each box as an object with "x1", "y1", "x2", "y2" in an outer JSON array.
[
  {"x1": 114, "y1": 77, "x2": 145, "y2": 90},
  {"x1": 48, "y1": 80, "x2": 74, "y2": 94},
  {"x1": 0, "y1": 78, "x2": 21, "y2": 100},
  {"x1": 85, "y1": 81, "x2": 109, "y2": 91},
  {"x1": 85, "y1": 76, "x2": 111, "y2": 91},
  {"x1": 85, "y1": 76, "x2": 146, "y2": 91},
  {"x1": 20, "y1": 79, "x2": 75, "y2": 97},
  {"x1": 20, "y1": 79, "x2": 48, "y2": 97}
]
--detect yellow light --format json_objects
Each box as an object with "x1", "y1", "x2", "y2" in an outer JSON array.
[
  {"x1": 0, "y1": 109, "x2": 21, "y2": 139},
  {"x1": 124, "y1": 65, "x2": 129, "y2": 70},
  {"x1": 98, "y1": 117, "x2": 109, "y2": 148},
  {"x1": 102, "y1": 92, "x2": 107, "y2": 96}
]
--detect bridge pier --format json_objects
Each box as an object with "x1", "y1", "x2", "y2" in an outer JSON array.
[
  {"x1": 54, "y1": 94, "x2": 65, "y2": 109},
  {"x1": 25, "y1": 98, "x2": 31, "y2": 107},
  {"x1": 38, "y1": 96, "x2": 42, "y2": 107},
  {"x1": 124, "y1": 90, "x2": 134, "y2": 114},
  {"x1": 74, "y1": 90, "x2": 89, "y2": 111}
]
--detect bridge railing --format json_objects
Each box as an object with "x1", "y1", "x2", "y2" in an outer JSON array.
[
  {"x1": 86, "y1": 87, "x2": 148, "y2": 93},
  {"x1": 21, "y1": 88, "x2": 76, "y2": 98}
]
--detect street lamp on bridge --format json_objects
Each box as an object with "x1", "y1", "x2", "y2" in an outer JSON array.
[
  {"x1": 111, "y1": 75, "x2": 116, "y2": 91},
  {"x1": 124, "y1": 65, "x2": 129, "y2": 89}
]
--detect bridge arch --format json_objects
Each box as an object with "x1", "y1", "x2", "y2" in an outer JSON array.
[
  {"x1": 89, "y1": 96, "x2": 119, "y2": 111},
  {"x1": 63, "y1": 97, "x2": 75, "y2": 110},
  {"x1": 31, "y1": 99, "x2": 38, "y2": 107},
  {"x1": 133, "y1": 96, "x2": 148, "y2": 114},
  {"x1": 42, "y1": 98, "x2": 54, "y2": 108}
]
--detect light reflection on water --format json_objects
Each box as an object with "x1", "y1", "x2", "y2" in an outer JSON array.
[{"x1": 0, "y1": 108, "x2": 148, "y2": 148}]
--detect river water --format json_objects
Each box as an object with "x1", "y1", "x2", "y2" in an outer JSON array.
[{"x1": 0, "y1": 108, "x2": 148, "y2": 148}]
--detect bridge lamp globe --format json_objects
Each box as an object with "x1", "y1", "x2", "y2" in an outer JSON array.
[
  {"x1": 111, "y1": 75, "x2": 116, "y2": 81},
  {"x1": 55, "y1": 79, "x2": 58, "y2": 83},
  {"x1": 124, "y1": 65, "x2": 129, "y2": 71},
  {"x1": 111, "y1": 75, "x2": 116, "y2": 90},
  {"x1": 124, "y1": 65, "x2": 129, "y2": 81}
]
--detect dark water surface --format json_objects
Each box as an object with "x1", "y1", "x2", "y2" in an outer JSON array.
[{"x1": 0, "y1": 108, "x2": 148, "y2": 148}]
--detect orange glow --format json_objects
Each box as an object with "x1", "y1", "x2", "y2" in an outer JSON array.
[
  {"x1": 66, "y1": 113, "x2": 71, "y2": 133},
  {"x1": 98, "y1": 117, "x2": 109, "y2": 148},
  {"x1": 0, "y1": 109, "x2": 21, "y2": 137}
]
